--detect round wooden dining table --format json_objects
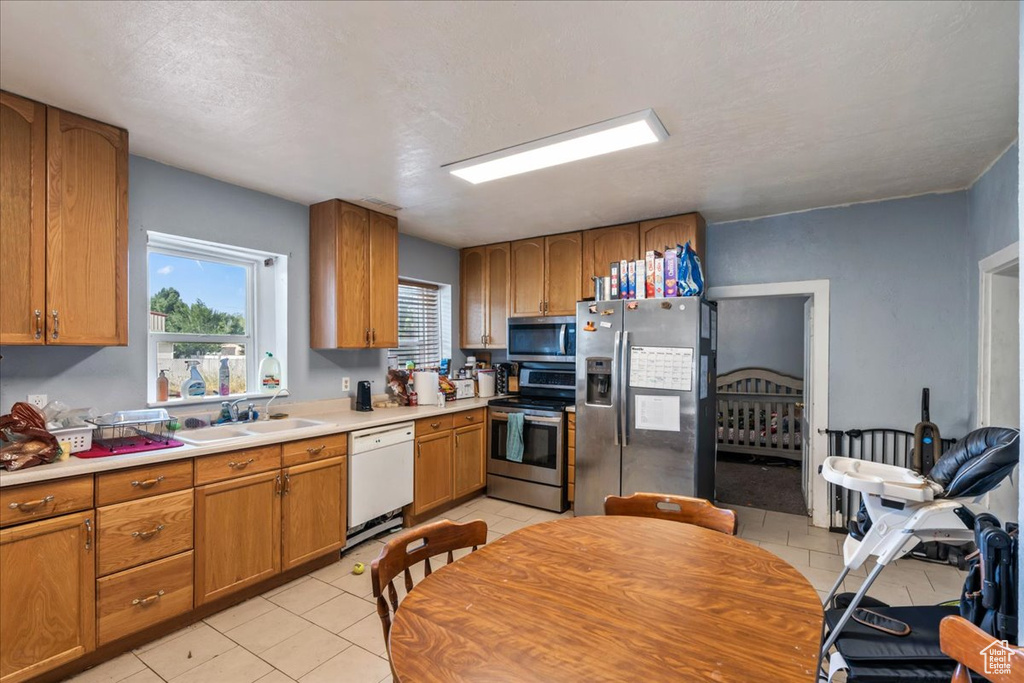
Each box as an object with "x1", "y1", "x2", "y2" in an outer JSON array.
[{"x1": 388, "y1": 515, "x2": 824, "y2": 682}]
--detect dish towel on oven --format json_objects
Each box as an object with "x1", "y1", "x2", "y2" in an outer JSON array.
[{"x1": 506, "y1": 413, "x2": 525, "y2": 463}]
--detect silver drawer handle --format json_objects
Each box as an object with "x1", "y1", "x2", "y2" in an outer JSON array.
[
  {"x1": 131, "y1": 476, "x2": 165, "y2": 489},
  {"x1": 132, "y1": 590, "x2": 165, "y2": 607},
  {"x1": 132, "y1": 524, "x2": 165, "y2": 540},
  {"x1": 228, "y1": 458, "x2": 255, "y2": 469},
  {"x1": 8, "y1": 495, "x2": 54, "y2": 511}
]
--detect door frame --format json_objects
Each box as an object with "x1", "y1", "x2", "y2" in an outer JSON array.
[
  {"x1": 707, "y1": 279, "x2": 831, "y2": 528},
  {"x1": 977, "y1": 241, "x2": 1019, "y2": 428}
]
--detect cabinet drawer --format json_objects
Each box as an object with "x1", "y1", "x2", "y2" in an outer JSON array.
[
  {"x1": 194, "y1": 444, "x2": 281, "y2": 485},
  {"x1": 282, "y1": 433, "x2": 347, "y2": 467},
  {"x1": 97, "y1": 489, "x2": 193, "y2": 576},
  {"x1": 453, "y1": 408, "x2": 485, "y2": 427},
  {"x1": 0, "y1": 476, "x2": 93, "y2": 527},
  {"x1": 96, "y1": 460, "x2": 193, "y2": 506},
  {"x1": 416, "y1": 414, "x2": 453, "y2": 434},
  {"x1": 97, "y1": 551, "x2": 193, "y2": 646}
]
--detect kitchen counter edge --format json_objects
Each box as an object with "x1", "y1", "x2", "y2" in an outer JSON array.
[{"x1": 0, "y1": 396, "x2": 497, "y2": 488}]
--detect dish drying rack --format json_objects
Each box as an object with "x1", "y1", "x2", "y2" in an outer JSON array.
[{"x1": 86, "y1": 409, "x2": 179, "y2": 452}]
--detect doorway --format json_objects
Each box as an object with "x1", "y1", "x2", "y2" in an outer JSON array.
[
  {"x1": 707, "y1": 280, "x2": 831, "y2": 527},
  {"x1": 713, "y1": 296, "x2": 808, "y2": 516},
  {"x1": 977, "y1": 242, "x2": 1019, "y2": 523}
]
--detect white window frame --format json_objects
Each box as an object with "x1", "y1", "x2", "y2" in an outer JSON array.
[{"x1": 146, "y1": 231, "x2": 289, "y2": 406}]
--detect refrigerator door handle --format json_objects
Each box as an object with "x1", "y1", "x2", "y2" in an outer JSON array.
[
  {"x1": 612, "y1": 330, "x2": 621, "y2": 447},
  {"x1": 558, "y1": 324, "x2": 568, "y2": 355},
  {"x1": 620, "y1": 330, "x2": 630, "y2": 446}
]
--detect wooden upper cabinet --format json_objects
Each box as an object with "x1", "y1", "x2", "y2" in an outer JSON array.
[
  {"x1": 460, "y1": 243, "x2": 510, "y2": 348},
  {"x1": 510, "y1": 238, "x2": 546, "y2": 317},
  {"x1": 460, "y1": 246, "x2": 486, "y2": 347},
  {"x1": 544, "y1": 232, "x2": 582, "y2": 316},
  {"x1": 46, "y1": 107, "x2": 129, "y2": 345},
  {"x1": 0, "y1": 93, "x2": 46, "y2": 345},
  {"x1": 485, "y1": 243, "x2": 509, "y2": 347},
  {"x1": 309, "y1": 200, "x2": 398, "y2": 349},
  {"x1": 1, "y1": 511, "x2": 95, "y2": 683},
  {"x1": 639, "y1": 212, "x2": 707, "y2": 274},
  {"x1": 368, "y1": 211, "x2": 398, "y2": 347},
  {"x1": 581, "y1": 223, "x2": 639, "y2": 299}
]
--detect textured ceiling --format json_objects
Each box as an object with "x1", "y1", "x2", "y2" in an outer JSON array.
[{"x1": 0, "y1": 1, "x2": 1017, "y2": 246}]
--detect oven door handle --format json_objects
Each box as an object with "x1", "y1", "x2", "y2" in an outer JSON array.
[
  {"x1": 558, "y1": 324, "x2": 567, "y2": 355},
  {"x1": 490, "y1": 412, "x2": 565, "y2": 425}
]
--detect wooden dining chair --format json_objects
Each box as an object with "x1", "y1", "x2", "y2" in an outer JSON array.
[
  {"x1": 940, "y1": 615, "x2": 1023, "y2": 682},
  {"x1": 603, "y1": 492, "x2": 738, "y2": 535},
  {"x1": 371, "y1": 519, "x2": 488, "y2": 647}
]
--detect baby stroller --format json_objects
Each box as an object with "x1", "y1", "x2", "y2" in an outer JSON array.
[{"x1": 818, "y1": 427, "x2": 1019, "y2": 681}]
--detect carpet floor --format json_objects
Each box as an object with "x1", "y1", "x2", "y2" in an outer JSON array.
[{"x1": 715, "y1": 451, "x2": 807, "y2": 516}]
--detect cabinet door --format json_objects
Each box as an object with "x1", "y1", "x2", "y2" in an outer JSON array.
[
  {"x1": 413, "y1": 431, "x2": 453, "y2": 516},
  {"x1": 544, "y1": 232, "x2": 582, "y2": 316},
  {"x1": 453, "y1": 423, "x2": 486, "y2": 499},
  {"x1": 581, "y1": 223, "x2": 638, "y2": 299},
  {"x1": 460, "y1": 246, "x2": 486, "y2": 347},
  {"x1": 485, "y1": 243, "x2": 510, "y2": 347},
  {"x1": 282, "y1": 457, "x2": 346, "y2": 570},
  {"x1": 368, "y1": 211, "x2": 398, "y2": 348},
  {"x1": 639, "y1": 213, "x2": 707, "y2": 275},
  {"x1": 46, "y1": 107, "x2": 128, "y2": 345},
  {"x1": 510, "y1": 238, "x2": 545, "y2": 317},
  {"x1": 0, "y1": 92, "x2": 46, "y2": 345},
  {"x1": 194, "y1": 471, "x2": 281, "y2": 605},
  {"x1": 1, "y1": 511, "x2": 95, "y2": 683}
]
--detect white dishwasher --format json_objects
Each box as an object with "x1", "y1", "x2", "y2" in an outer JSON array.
[{"x1": 347, "y1": 421, "x2": 415, "y2": 548}]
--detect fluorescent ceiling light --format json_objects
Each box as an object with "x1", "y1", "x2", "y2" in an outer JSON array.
[{"x1": 443, "y1": 109, "x2": 668, "y2": 184}]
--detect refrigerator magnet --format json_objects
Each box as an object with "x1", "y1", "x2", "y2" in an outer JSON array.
[{"x1": 583, "y1": 320, "x2": 597, "y2": 332}]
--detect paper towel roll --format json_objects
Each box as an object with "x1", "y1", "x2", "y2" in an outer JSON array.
[
  {"x1": 413, "y1": 371, "x2": 440, "y2": 405},
  {"x1": 477, "y1": 369, "x2": 496, "y2": 398}
]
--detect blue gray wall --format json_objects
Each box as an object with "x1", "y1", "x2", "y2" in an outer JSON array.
[
  {"x1": 967, "y1": 144, "x2": 1020, "y2": 426},
  {"x1": 716, "y1": 297, "x2": 806, "y2": 378},
  {"x1": 707, "y1": 191, "x2": 972, "y2": 435},
  {"x1": 0, "y1": 156, "x2": 465, "y2": 414}
]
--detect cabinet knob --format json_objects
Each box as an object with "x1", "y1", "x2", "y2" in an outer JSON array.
[
  {"x1": 51, "y1": 310, "x2": 59, "y2": 340},
  {"x1": 84, "y1": 518, "x2": 93, "y2": 551},
  {"x1": 131, "y1": 524, "x2": 165, "y2": 540},
  {"x1": 365, "y1": 328, "x2": 370, "y2": 345},
  {"x1": 430, "y1": 421, "x2": 440, "y2": 429},
  {"x1": 33, "y1": 310, "x2": 42, "y2": 339},
  {"x1": 306, "y1": 445, "x2": 326, "y2": 456},
  {"x1": 228, "y1": 458, "x2": 255, "y2": 470},
  {"x1": 131, "y1": 476, "x2": 165, "y2": 489},
  {"x1": 371, "y1": 328, "x2": 376, "y2": 344}
]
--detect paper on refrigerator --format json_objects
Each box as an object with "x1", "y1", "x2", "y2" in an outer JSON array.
[
  {"x1": 629, "y1": 346, "x2": 693, "y2": 391},
  {"x1": 635, "y1": 395, "x2": 681, "y2": 432}
]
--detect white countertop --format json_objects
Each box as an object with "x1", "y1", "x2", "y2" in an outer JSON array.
[{"x1": 0, "y1": 396, "x2": 497, "y2": 488}]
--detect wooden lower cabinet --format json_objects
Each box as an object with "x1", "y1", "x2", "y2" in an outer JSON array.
[
  {"x1": 282, "y1": 457, "x2": 346, "y2": 570},
  {"x1": 453, "y1": 423, "x2": 486, "y2": 499},
  {"x1": 194, "y1": 470, "x2": 281, "y2": 605},
  {"x1": 0, "y1": 511, "x2": 95, "y2": 683},
  {"x1": 413, "y1": 431, "x2": 453, "y2": 516},
  {"x1": 97, "y1": 551, "x2": 193, "y2": 646}
]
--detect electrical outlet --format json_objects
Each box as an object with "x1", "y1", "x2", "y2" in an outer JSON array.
[
  {"x1": 27, "y1": 394, "x2": 47, "y2": 408},
  {"x1": 341, "y1": 377, "x2": 350, "y2": 392}
]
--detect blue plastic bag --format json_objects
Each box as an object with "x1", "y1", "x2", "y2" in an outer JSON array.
[{"x1": 677, "y1": 241, "x2": 704, "y2": 296}]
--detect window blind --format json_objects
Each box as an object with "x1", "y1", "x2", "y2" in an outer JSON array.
[{"x1": 392, "y1": 281, "x2": 442, "y2": 368}]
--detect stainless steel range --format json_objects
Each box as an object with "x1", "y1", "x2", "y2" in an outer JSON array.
[{"x1": 487, "y1": 363, "x2": 574, "y2": 512}]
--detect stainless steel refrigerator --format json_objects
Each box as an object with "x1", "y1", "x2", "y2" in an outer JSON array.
[{"x1": 574, "y1": 298, "x2": 717, "y2": 517}]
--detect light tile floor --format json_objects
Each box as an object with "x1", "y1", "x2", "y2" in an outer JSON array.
[{"x1": 66, "y1": 497, "x2": 966, "y2": 683}]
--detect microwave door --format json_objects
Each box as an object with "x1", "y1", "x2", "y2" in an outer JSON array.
[{"x1": 508, "y1": 316, "x2": 576, "y2": 362}]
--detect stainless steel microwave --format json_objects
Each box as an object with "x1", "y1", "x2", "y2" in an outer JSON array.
[{"x1": 507, "y1": 315, "x2": 576, "y2": 362}]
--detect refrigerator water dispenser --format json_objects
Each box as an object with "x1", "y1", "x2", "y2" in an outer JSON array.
[{"x1": 585, "y1": 358, "x2": 613, "y2": 406}]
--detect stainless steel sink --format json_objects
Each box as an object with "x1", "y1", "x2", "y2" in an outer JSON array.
[
  {"x1": 243, "y1": 418, "x2": 326, "y2": 434},
  {"x1": 176, "y1": 425, "x2": 252, "y2": 444}
]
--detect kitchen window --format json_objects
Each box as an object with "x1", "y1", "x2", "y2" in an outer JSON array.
[
  {"x1": 146, "y1": 231, "x2": 288, "y2": 404},
  {"x1": 391, "y1": 279, "x2": 452, "y2": 368}
]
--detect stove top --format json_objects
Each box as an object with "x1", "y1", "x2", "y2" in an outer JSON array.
[{"x1": 488, "y1": 395, "x2": 574, "y2": 412}]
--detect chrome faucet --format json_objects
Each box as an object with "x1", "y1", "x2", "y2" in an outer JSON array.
[{"x1": 222, "y1": 398, "x2": 256, "y2": 423}]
